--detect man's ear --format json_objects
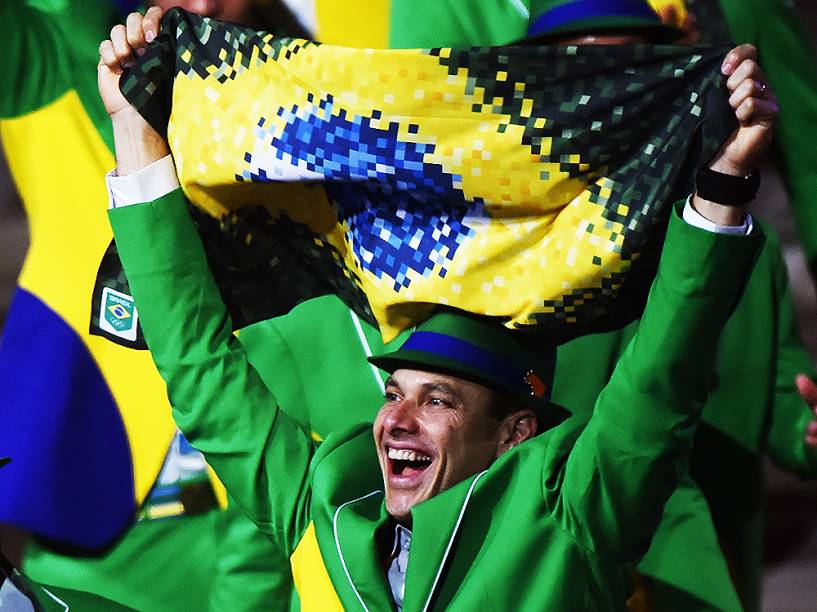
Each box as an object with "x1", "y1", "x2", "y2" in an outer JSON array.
[{"x1": 496, "y1": 409, "x2": 538, "y2": 457}]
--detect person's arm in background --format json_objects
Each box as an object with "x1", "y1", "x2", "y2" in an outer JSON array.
[
  {"x1": 764, "y1": 234, "x2": 817, "y2": 475},
  {"x1": 99, "y1": 9, "x2": 314, "y2": 556},
  {"x1": 0, "y1": 2, "x2": 68, "y2": 119},
  {"x1": 720, "y1": 0, "x2": 817, "y2": 279},
  {"x1": 546, "y1": 44, "x2": 774, "y2": 560}
]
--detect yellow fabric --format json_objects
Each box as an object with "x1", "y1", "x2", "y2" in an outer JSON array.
[
  {"x1": 290, "y1": 522, "x2": 344, "y2": 611},
  {"x1": 315, "y1": 0, "x2": 390, "y2": 47},
  {"x1": 1, "y1": 91, "x2": 176, "y2": 504},
  {"x1": 169, "y1": 41, "x2": 622, "y2": 341},
  {"x1": 648, "y1": 0, "x2": 688, "y2": 24}
]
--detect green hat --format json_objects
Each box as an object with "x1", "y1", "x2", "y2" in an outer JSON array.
[
  {"x1": 526, "y1": 0, "x2": 684, "y2": 44},
  {"x1": 369, "y1": 311, "x2": 570, "y2": 427}
]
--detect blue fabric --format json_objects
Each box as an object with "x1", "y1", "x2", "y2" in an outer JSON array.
[
  {"x1": 244, "y1": 102, "x2": 475, "y2": 291},
  {"x1": 401, "y1": 331, "x2": 533, "y2": 395},
  {"x1": 112, "y1": 0, "x2": 140, "y2": 16},
  {"x1": 0, "y1": 288, "x2": 134, "y2": 549},
  {"x1": 528, "y1": 0, "x2": 661, "y2": 38}
]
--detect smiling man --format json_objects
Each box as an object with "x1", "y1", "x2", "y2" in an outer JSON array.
[{"x1": 96, "y1": 7, "x2": 776, "y2": 610}]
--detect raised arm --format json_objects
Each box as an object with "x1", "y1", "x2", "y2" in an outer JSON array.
[
  {"x1": 550, "y1": 44, "x2": 774, "y2": 560},
  {"x1": 99, "y1": 10, "x2": 313, "y2": 555},
  {"x1": 1, "y1": 1, "x2": 72, "y2": 118}
]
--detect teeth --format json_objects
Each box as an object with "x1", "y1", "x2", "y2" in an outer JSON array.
[{"x1": 387, "y1": 447, "x2": 432, "y2": 462}]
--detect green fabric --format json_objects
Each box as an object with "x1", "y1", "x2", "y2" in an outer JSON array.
[
  {"x1": 209, "y1": 496, "x2": 294, "y2": 612},
  {"x1": 718, "y1": 0, "x2": 817, "y2": 262},
  {"x1": 24, "y1": 512, "x2": 219, "y2": 611},
  {"x1": 241, "y1": 297, "x2": 410, "y2": 438},
  {"x1": 556, "y1": 329, "x2": 743, "y2": 611},
  {"x1": 28, "y1": 582, "x2": 135, "y2": 611},
  {"x1": 388, "y1": 0, "x2": 530, "y2": 47},
  {"x1": 109, "y1": 188, "x2": 763, "y2": 610},
  {"x1": 25, "y1": 501, "x2": 292, "y2": 612},
  {"x1": 0, "y1": 0, "x2": 116, "y2": 149}
]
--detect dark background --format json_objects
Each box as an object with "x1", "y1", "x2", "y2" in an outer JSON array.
[{"x1": 0, "y1": 3, "x2": 815, "y2": 608}]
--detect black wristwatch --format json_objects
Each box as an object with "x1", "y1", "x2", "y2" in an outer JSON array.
[{"x1": 695, "y1": 167, "x2": 760, "y2": 206}]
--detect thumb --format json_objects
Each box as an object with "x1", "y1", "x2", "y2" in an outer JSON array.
[{"x1": 795, "y1": 373, "x2": 817, "y2": 410}]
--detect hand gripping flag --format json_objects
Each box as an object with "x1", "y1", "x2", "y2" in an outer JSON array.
[{"x1": 91, "y1": 8, "x2": 736, "y2": 345}]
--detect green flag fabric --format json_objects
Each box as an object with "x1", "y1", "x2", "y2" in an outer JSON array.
[{"x1": 92, "y1": 8, "x2": 735, "y2": 346}]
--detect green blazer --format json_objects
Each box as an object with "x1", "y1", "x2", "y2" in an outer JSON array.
[{"x1": 110, "y1": 190, "x2": 762, "y2": 611}]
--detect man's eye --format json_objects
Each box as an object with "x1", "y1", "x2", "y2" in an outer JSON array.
[
  {"x1": 429, "y1": 396, "x2": 452, "y2": 408},
  {"x1": 385, "y1": 391, "x2": 400, "y2": 402}
]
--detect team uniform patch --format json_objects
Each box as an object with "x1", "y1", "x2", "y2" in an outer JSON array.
[{"x1": 98, "y1": 287, "x2": 139, "y2": 342}]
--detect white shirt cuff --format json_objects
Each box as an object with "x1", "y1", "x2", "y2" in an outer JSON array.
[
  {"x1": 106, "y1": 155, "x2": 180, "y2": 209},
  {"x1": 682, "y1": 195, "x2": 753, "y2": 235}
]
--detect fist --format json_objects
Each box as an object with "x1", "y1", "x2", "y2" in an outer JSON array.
[
  {"x1": 797, "y1": 374, "x2": 817, "y2": 448},
  {"x1": 98, "y1": 7, "x2": 164, "y2": 117},
  {"x1": 709, "y1": 44, "x2": 779, "y2": 176}
]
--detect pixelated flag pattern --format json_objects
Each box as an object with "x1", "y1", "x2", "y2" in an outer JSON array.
[{"x1": 93, "y1": 8, "x2": 735, "y2": 345}]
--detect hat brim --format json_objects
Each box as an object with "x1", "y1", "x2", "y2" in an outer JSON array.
[
  {"x1": 522, "y1": 19, "x2": 685, "y2": 45},
  {"x1": 369, "y1": 349, "x2": 571, "y2": 428}
]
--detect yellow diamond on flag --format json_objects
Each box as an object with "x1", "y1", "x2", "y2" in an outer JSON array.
[{"x1": 108, "y1": 304, "x2": 132, "y2": 320}]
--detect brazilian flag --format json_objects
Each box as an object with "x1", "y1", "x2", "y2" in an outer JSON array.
[{"x1": 92, "y1": 8, "x2": 735, "y2": 346}]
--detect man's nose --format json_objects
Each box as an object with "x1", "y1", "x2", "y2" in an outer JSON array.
[
  {"x1": 180, "y1": 0, "x2": 223, "y2": 18},
  {"x1": 384, "y1": 400, "x2": 420, "y2": 435}
]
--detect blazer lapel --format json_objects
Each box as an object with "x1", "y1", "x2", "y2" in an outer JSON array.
[
  {"x1": 332, "y1": 490, "x2": 396, "y2": 611},
  {"x1": 401, "y1": 470, "x2": 488, "y2": 612}
]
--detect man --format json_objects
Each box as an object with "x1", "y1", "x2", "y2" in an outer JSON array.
[
  {"x1": 97, "y1": 8, "x2": 774, "y2": 609},
  {"x1": 232, "y1": 3, "x2": 817, "y2": 607},
  {"x1": 0, "y1": 1, "x2": 296, "y2": 609}
]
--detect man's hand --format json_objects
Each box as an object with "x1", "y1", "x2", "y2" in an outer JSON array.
[
  {"x1": 715, "y1": 44, "x2": 779, "y2": 177},
  {"x1": 692, "y1": 44, "x2": 779, "y2": 226},
  {"x1": 98, "y1": 7, "x2": 163, "y2": 118},
  {"x1": 98, "y1": 7, "x2": 170, "y2": 176},
  {"x1": 796, "y1": 374, "x2": 817, "y2": 448}
]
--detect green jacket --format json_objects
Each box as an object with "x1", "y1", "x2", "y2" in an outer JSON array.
[
  {"x1": 555, "y1": 223, "x2": 817, "y2": 612},
  {"x1": 110, "y1": 189, "x2": 762, "y2": 611}
]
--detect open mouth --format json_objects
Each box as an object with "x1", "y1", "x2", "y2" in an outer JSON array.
[{"x1": 387, "y1": 447, "x2": 433, "y2": 480}]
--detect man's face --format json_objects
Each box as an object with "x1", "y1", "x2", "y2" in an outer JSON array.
[
  {"x1": 149, "y1": 0, "x2": 255, "y2": 25},
  {"x1": 556, "y1": 33, "x2": 651, "y2": 45},
  {"x1": 373, "y1": 369, "x2": 517, "y2": 524}
]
